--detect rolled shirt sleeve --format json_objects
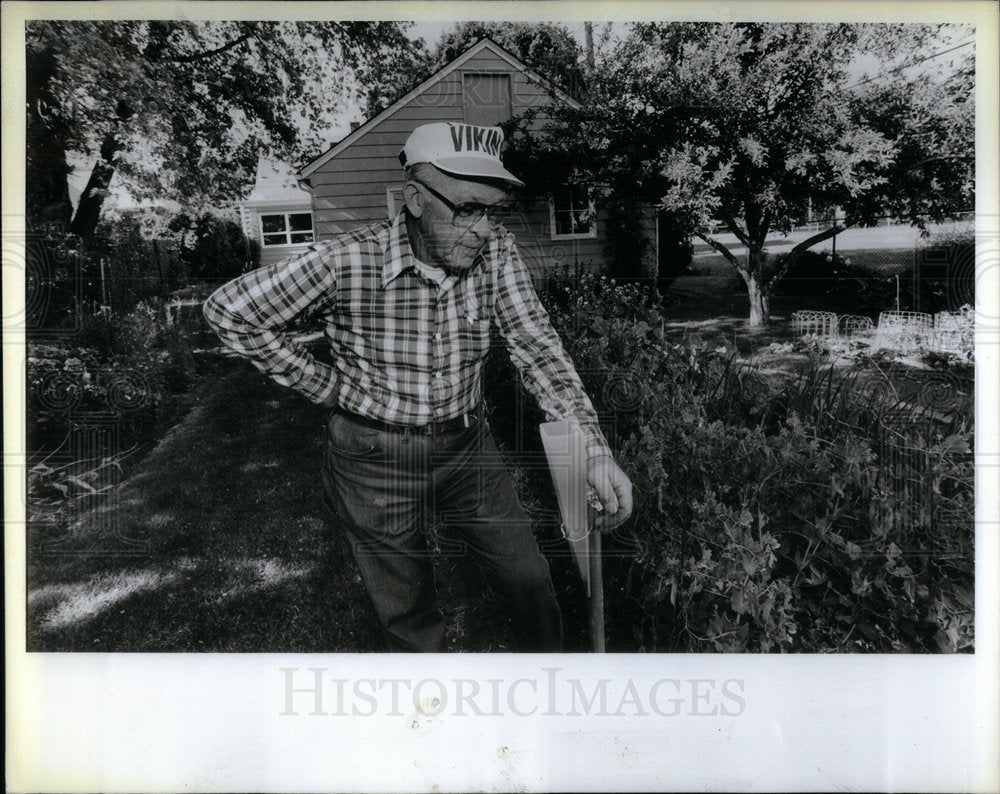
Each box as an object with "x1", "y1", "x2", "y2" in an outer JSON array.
[
  {"x1": 202, "y1": 245, "x2": 341, "y2": 407},
  {"x1": 492, "y1": 234, "x2": 612, "y2": 460}
]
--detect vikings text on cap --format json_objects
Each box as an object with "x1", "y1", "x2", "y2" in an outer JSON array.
[{"x1": 449, "y1": 124, "x2": 502, "y2": 157}]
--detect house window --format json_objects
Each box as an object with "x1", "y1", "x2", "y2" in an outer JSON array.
[
  {"x1": 549, "y1": 186, "x2": 596, "y2": 240},
  {"x1": 260, "y1": 212, "x2": 314, "y2": 246},
  {"x1": 463, "y1": 73, "x2": 513, "y2": 126},
  {"x1": 386, "y1": 186, "x2": 404, "y2": 216}
]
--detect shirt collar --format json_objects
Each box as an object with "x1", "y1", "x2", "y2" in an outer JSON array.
[{"x1": 381, "y1": 212, "x2": 418, "y2": 288}]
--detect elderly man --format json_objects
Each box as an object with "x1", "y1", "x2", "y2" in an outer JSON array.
[{"x1": 204, "y1": 122, "x2": 632, "y2": 652}]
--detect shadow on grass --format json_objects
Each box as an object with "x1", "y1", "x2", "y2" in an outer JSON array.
[
  {"x1": 26, "y1": 359, "x2": 382, "y2": 651},
  {"x1": 26, "y1": 356, "x2": 589, "y2": 652}
]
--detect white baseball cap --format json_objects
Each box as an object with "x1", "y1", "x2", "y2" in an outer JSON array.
[{"x1": 399, "y1": 122, "x2": 525, "y2": 188}]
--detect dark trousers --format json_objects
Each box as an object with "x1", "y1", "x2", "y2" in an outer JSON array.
[{"x1": 321, "y1": 410, "x2": 563, "y2": 652}]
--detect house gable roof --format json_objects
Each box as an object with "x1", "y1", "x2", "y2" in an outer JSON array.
[
  {"x1": 245, "y1": 157, "x2": 312, "y2": 203},
  {"x1": 297, "y1": 37, "x2": 581, "y2": 182}
]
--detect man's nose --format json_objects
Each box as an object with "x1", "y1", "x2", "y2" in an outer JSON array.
[{"x1": 469, "y1": 210, "x2": 494, "y2": 237}]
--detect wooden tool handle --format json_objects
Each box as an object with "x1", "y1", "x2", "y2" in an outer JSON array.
[{"x1": 589, "y1": 529, "x2": 605, "y2": 653}]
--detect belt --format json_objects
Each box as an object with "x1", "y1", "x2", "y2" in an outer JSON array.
[{"x1": 334, "y1": 406, "x2": 481, "y2": 436}]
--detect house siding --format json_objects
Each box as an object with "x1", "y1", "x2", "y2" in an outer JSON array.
[
  {"x1": 258, "y1": 239, "x2": 315, "y2": 267},
  {"x1": 304, "y1": 42, "x2": 641, "y2": 277}
]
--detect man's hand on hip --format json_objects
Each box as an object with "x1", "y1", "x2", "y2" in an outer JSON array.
[{"x1": 587, "y1": 455, "x2": 634, "y2": 533}]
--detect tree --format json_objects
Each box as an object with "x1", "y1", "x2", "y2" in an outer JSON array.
[
  {"x1": 431, "y1": 22, "x2": 586, "y2": 97},
  {"x1": 499, "y1": 22, "x2": 692, "y2": 288},
  {"x1": 26, "y1": 21, "x2": 415, "y2": 239},
  {"x1": 619, "y1": 22, "x2": 974, "y2": 325},
  {"x1": 504, "y1": 22, "x2": 974, "y2": 325}
]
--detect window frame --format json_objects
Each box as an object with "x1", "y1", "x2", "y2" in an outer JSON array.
[
  {"x1": 386, "y1": 186, "x2": 405, "y2": 217},
  {"x1": 258, "y1": 210, "x2": 315, "y2": 248},
  {"x1": 548, "y1": 185, "x2": 597, "y2": 240}
]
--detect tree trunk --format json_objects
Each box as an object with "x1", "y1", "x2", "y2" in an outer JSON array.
[
  {"x1": 70, "y1": 101, "x2": 133, "y2": 239},
  {"x1": 26, "y1": 135, "x2": 74, "y2": 232},
  {"x1": 26, "y1": 45, "x2": 74, "y2": 231},
  {"x1": 741, "y1": 241, "x2": 770, "y2": 327},
  {"x1": 697, "y1": 230, "x2": 772, "y2": 325},
  {"x1": 70, "y1": 131, "x2": 120, "y2": 239},
  {"x1": 745, "y1": 274, "x2": 770, "y2": 327}
]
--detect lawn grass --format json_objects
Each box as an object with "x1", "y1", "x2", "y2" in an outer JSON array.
[
  {"x1": 26, "y1": 356, "x2": 594, "y2": 652},
  {"x1": 27, "y1": 359, "x2": 371, "y2": 651}
]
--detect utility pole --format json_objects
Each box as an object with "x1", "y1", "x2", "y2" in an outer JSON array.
[
  {"x1": 831, "y1": 206, "x2": 841, "y2": 261},
  {"x1": 99, "y1": 256, "x2": 108, "y2": 307}
]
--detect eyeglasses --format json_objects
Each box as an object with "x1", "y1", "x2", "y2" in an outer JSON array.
[{"x1": 414, "y1": 180, "x2": 515, "y2": 229}]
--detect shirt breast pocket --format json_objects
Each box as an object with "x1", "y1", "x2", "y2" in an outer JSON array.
[{"x1": 461, "y1": 314, "x2": 492, "y2": 360}]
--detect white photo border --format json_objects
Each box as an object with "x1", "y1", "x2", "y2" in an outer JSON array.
[{"x1": 4, "y1": 1, "x2": 998, "y2": 791}]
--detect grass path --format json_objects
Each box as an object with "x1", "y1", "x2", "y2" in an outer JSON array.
[
  {"x1": 28, "y1": 360, "x2": 374, "y2": 651},
  {"x1": 26, "y1": 357, "x2": 596, "y2": 652}
]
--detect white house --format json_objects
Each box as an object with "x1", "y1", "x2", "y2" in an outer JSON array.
[{"x1": 238, "y1": 158, "x2": 315, "y2": 266}]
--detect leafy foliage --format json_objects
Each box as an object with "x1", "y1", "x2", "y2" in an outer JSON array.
[
  {"x1": 26, "y1": 20, "x2": 416, "y2": 236},
  {"x1": 430, "y1": 22, "x2": 585, "y2": 96},
  {"x1": 503, "y1": 22, "x2": 974, "y2": 325},
  {"x1": 772, "y1": 230, "x2": 975, "y2": 316},
  {"x1": 27, "y1": 301, "x2": 201, "y2": 449},
  {"x1": 167, "y1": 212, "x2": 261, "y2": 281},
  {"x1": 486, "y1": 273, "x2": 974, "y2": 652}
]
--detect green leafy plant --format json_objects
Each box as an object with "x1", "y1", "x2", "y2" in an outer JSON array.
[{"x1": 486, "y1": 271, "x2": 974, "y2": 652}]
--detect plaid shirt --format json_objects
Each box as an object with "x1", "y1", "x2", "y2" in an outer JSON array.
[{"x1": 203, "y1": 213, "x2": 610, "y2": 459}]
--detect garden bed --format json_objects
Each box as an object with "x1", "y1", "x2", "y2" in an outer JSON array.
[{"x1": 486, "y1": 274, "x2": 975, "y2": 652}]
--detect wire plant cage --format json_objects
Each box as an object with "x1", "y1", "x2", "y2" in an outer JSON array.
[
  {"x1": 838, "y1": 314, "x2": 875, "y2": 337},
  {"x1": 876, "y1": 310, "x2": 934, "y2": 352},
  {"x1": 930, "y1": 310, "x2": 971, "y2": 354},
  {"x1": 792, "y1": 309, "x2": 839, "y2": 338}
]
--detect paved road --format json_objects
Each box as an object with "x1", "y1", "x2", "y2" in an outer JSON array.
[{"x1": 691, "y1": 221, "x2": 969, "y2": 275}]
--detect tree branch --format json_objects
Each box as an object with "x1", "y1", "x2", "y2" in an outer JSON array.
[
  {"x1": 168, "y1": 30, "x2": 255, "y2": 63},
  {"x1": 723, "y1": 215, "x2": 750, "y2": 248},
  {"x1": 695, "y1": 232, "x2": 743, "y2": 272},
  {"x1": 766, "y1": 221, "x2": 855, "y2": 289},
  {"x1": 758, "y1": 208, "x2": 772, "y2": 248},
  {"x1": 788, "y1": 222, "x2": 852, "y2": 256}
]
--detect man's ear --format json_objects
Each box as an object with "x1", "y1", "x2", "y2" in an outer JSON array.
[{"x1": 402, "y1": 182, "x2": 423, "y2": 218}]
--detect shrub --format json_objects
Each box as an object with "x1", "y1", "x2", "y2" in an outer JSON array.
[
  {"x1": 27, "y1": 300, "x2": 202, "y2": 453},
  {"x1": 486, "y1": 271, "x2": 975, "y2": 652},
  {"x1": 602, "y1": 197, "x2": 654, "y2": 283},
  {"x1": 86, "y1": 214, "x2": 181, "y2": 313},
  {"x1": 657, "y1": 211, "x2": 695, "y2": 290},
  {"x1": 772, "y1": 232, "x2": 976, "y2": 316},
  {"x1": 167, "y1": 212, "x2": 260, "y2": 282},
  {"x1": 915, "y1": 233, "x2": 975, "y2": 314},
  {"x1": 27, "y1": 215, "x2": 193, "y2": 334},
  {"x1": 771, "y1": 250, "x2": 865, "y2": 299}
]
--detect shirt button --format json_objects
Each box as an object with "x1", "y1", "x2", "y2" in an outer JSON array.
[{"x1": 435, "y1": 333, "x2": 442, "y2": 341}]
